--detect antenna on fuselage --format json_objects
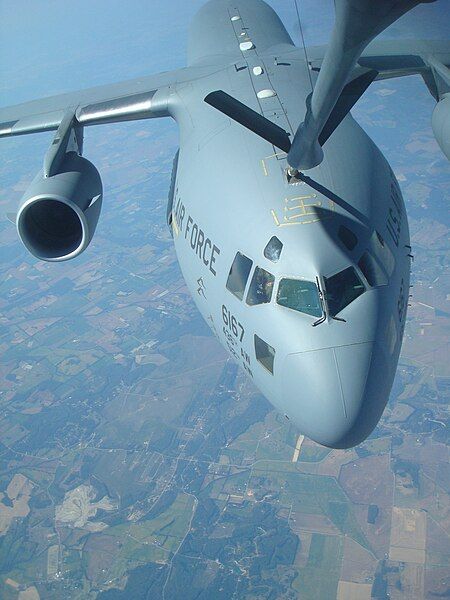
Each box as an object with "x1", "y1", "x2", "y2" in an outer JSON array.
[{"x1": 293, "y1": 0, "x2": 314, "y2": 93}]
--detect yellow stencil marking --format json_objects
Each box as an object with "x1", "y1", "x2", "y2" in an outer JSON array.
[
  {"x1": 271, "y1": 195, "x2": 335, "y2": 227},
  {"x1": 261, "y1": 159, "x2": 268, "y2": 177},
  {"x1": 265, "y1": 151, "x2": 288, "y2": 160}
]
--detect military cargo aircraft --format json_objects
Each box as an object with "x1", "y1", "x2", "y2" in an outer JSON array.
[{"x1": 1, "y1": 0, "x2": 449, "y2": 448}]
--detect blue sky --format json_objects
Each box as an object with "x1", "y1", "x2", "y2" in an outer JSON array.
[
  {"x1": 0, "y1": 0, "x2": 447, "y2": 187},
  {"x1": 1, "y1": 0, "x2": 447, "y2": 107}
]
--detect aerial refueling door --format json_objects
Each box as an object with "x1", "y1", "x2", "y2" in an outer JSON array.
[{"x1": 167, "y1": 149, "x2": 179, "y2": 235}]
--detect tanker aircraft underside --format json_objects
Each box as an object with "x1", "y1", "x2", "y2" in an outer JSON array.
[{"x1": 1, "y1": 0, "x2": 449, "y2": 448}]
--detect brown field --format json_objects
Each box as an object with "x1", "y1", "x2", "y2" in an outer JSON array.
[
  {"x1": 18, "y1": 587, "x2": 40, "y2": 600},
  {"x1": 353, "y1": 504, "x2": 391, "y2": 558},
  {"x1": 317, "y1": 448, "x2": 357, "y2": 477},
  {"x1": 339, "y1": 454, "x2": 393, "y2": 507},
  {"x1": 0, "y1": 474, "x2": 33, "y2": 535},
  {"x1": 18, "y1": 317, "x2": 61, "y2": 337},
  {"x1": 84, "y1": 533, "x2": 122, "y2": 583},
  {"x1": 424, "y1": 566, "x2": 450, "y2": 598},
  {"x1": 289, "y1": 511, "x2": 340, "y2": 536},
  {"x1": 337, "y1": 581, "x2": 372, "y2": 600},
  {"x1": 293, "y1": 531, "x2": 313, "y2": 569},
  {"x1": 390, "y1": 564, "x2": 424, "y2": 600},
  {"x1": 387, "y1": 403, "x2": 415, "y2": 422},
  {"x1": 389, "y1": 507, "x2": 427, "y2": 564},
  {"x1": 425, "y1": 517, "x2": 450, "y2": 564},
  {"x1": 340, "y1": 538, "x2": 377, "y2": 584}
]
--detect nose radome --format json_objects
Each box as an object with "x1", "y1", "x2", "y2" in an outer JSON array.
[{"x1": 282, "y1": 342, "x2": 387, "y2": 449}]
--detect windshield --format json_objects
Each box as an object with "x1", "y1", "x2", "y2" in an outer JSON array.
[
  {"x1": 324, "y1": 267, "x2": 365, "y2": 316},
  {"x1": 276, "y1": 279, "x2": 323, "y2": 318}
]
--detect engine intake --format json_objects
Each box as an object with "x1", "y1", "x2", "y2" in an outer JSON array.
[{"x1": 17, "y1": 152, "x2": 102, "y2": 261}]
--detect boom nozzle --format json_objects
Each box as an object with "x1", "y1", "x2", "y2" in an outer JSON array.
[{"x1": 287, "y1": 0, "x2": 436, "y2": 171}]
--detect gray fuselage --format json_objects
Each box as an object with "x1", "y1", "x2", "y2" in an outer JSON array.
[{"x1": 167, "y1": 0, "x2": 410, "y2": 448}]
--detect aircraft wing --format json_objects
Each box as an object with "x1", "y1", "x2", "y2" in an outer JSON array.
[
  {"x1": 306, "y1": 38, "x2": 450, "y2": 83},
  {"x1": 0, "y1": 65, "x2": 217, "y2": 138}
]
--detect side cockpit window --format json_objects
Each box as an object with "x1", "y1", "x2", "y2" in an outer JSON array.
[
  {"x1": 226, "y1": 252, "x2": 253, "y2": 300},
  {"x1": 358, "y1": 231, "x2": 395, "y2": 288},
  {"x1": 254, "y1": 334, "x2": 275, "y2": 374},
  {"x1": 264, "y1": 236, "x2": 283, "y2": 262},
  {"x1": 246, "y1": 267, "x2": 275, "y2": 306},
  {"x1": 324, "y1": 267, "x2": 365, "y2": 316},
  {"x1": 276, "y1": 279, "x2": 322, "y2": 318},
  {"x1": 358, "y1": 251, "x2": 387, "y2": 287},
  {"x1": 338, "y1": 225, "x2": 358, "y2": 251},
  {"x1": 369, "y1": 231, "x2": 395, "y2": 277}
]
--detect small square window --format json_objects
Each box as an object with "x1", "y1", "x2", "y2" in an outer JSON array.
[
  {"x1": 254, "y1": 334, "x2": 275, "y2": 374},
  {"x1": 226, "y1": 252, "x2": 253, "y2": 300},
  {"x1": 264, "y1": 236, "x2": 283, "y2": 262}
]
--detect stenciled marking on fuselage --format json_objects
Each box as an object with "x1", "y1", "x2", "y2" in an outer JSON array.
[
  {"x1": 386, "y1": 178, "x2": 403, "y2": 247},
  {"x1": 197, "y1": 277, "x2": 207, "y2": 299},
  {"x1": 271, "y1": 183, "x2": 335, "y2": 227},
  {"x1": 397, "y1": 278, "x2": 407, "y2": 323},
  {"x1": 221, "y1": 304, "x2": 253, "y2": 378},
  {"x1": 173, "y1": 197, "x2": 220, "y2": 276},
  {"x1": 173, "y1": 197, "x2": 186, "y2": 232},
  {"x1": 260, "y1": 151, "x2": 288, "y2": 177}
]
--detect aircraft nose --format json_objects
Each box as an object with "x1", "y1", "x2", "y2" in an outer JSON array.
[{"x1": 282, "y1": 342, "x2": 389, "y2": 449}]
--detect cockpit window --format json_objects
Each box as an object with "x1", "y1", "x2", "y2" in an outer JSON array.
[
  {"x1": 226, "y1": 252, "x2": 253, "y2": 300},
  {"x1": 369, "y1": 231, "x2": 395, "y2": 277},
  {"x1": 358, "y1": 251, "x2": 388, "y2": 287},
  {"x1": 246, "y1": 267, "x2": 275, "y2": 305},
  {"x1": 324, "y1": 267, "x2": 365, "y2": 316},
  {"x1": 276, "y1": 279, "x2": 322, "y2": 318},
  {"x1": 264, "y1": 236, "x2": 283, "y2": 262},
  {"x1": 338, "y1": 225, "x2": 358, "y2": 251}
]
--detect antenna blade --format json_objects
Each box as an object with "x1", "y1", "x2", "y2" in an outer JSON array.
[{"x1": 205, "y1": 91, "x2": 292, "y2": 153}]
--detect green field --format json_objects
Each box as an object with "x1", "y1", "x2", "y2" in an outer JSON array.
[
  {"x1": 249, "y1": 462, "x2": 370, "y2": 550},
  {"x1": 293, "y1": 534, "x2": 343, "y2": 599},
  {"x1": 298, "y1": 446, "x2": 331, "y2": 463}
]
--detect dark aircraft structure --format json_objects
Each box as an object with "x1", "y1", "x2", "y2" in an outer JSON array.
[{"x1": 1, "y1": 0, "x2": 449, "y2": 448}]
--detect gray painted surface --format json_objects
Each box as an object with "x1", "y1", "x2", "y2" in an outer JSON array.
[{"x1": 1, "y1": 0, "x2": 449, "y2": 448}]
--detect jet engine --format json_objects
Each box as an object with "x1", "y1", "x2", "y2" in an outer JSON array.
[
  {"x1": 17, "y1": 152, "x2": 102, "y2": 261},
  {"x1": 16, "y1": 111, "x2": 103, "y2": 262},
  {"x1": 432, "y1": 93, "x2": 450, "y2": 162}
]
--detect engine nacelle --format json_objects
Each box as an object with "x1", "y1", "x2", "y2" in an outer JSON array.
[
  {"x1": 17, "y1": 152, "x2": 102, "y2": 261},
  {"x1": 432, "y1": 94, "x2": 450, "y2": 162}
]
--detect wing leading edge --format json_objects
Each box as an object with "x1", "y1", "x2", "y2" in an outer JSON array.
[
  {"x1": 0, "y1": 65, "x2": 218, "y2": 138},
  {"x1": 307, "y1": 38, "x2": 450, "y2": 85}
]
